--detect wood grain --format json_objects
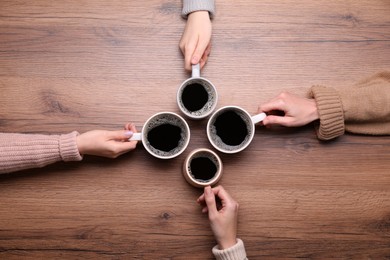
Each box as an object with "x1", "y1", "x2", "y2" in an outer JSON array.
[{"x1": 0, "y1": 0, "x2": 389, "y2": 259}]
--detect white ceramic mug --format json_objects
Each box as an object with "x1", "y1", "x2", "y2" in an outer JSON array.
[
  {"x1": 177, "y1": 63, "x2": 218, "y2": 120},
  {"x1": 183, "y1": 148, "x2": 223, "y2": 188},
  {"x1": 207, "y1": 106, "x2": 266, "y2": 154},
  {"x1": 130, "y1": 112, "x2": 190, "y2": 159}
]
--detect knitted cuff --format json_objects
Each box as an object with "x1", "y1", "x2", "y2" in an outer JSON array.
[
  {"x1": 59, "y1": 131, "x2": 83, "y2": 162},
  {"x1": 309, "y1": 86, "x2": 345, "y2": 141},
  {"x1": 212, "y1": 239, "x2": 247, "y2": 260},
  {"x1": 182, "y1": 0, "x2": 215, "y2": 19}
]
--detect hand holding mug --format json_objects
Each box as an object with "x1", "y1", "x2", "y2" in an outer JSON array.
[
  {"x1": 259, "y1": 92, "x2": 319, "y2": 127},
  {"x1": 197, "y1": 186, "x2": 239, "y2": 250},
  {"x1": 179, "y1": 11, "x2": 212, "y2": 71},
  {"x1": 76, "y1": 123, "x2": 138, "y2": 158}
]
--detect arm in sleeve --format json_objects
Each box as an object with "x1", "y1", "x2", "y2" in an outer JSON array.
[
  {"x1": 310, "y1": 71, "x2": 390, "y2": 140},
  {"x1": 182, "y1": 0, "x2": 216, "y2": 18},
  {"x1": 0, "y1": 131, "x2": 83, "y2": 174},
  {"x1": 212, "y1": 238, "x2": 248, "y2": 260}
]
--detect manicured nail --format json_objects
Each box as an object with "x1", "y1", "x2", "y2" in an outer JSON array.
[{"x1": 124, "y1": 131, "x2": 133, "y2": 137}]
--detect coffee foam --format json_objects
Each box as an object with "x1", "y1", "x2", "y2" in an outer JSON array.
[
  {"x1": 209, "y1": 109, "x2": 253, "y2": 151},
  {"x1": 144, "y1": 114, "x2": 188, "y2": 157},
  {"x1": 178, "y1": 79, "x2": 216, "y2": 116},
  {"x1": 187, "y1": 152, "x2": 220, "y2": 183}
]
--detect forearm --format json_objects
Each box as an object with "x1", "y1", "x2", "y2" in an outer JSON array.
[
  {"x1": 0, "y1": 131, "x2": 82, "y2": 174},
  {"x1": 182, "y1": 0, "x2": 215, "y2": 18}
]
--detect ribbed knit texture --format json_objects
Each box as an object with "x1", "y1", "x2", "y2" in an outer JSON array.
[
  {"x1": 0, "y1": 131, "x2": 82, "y2": 174},
  {"x1": 310, "y1": 85, "x2": 345, "y2": 140},
  {"x1": 182, "y1": 0, "x2": 215, "y2": 18},
  {"x1": 212, "y1": 239, "x2": 248, "y2": 260},
  {"x1": 338, "y1": 71, "x2": 390, "y2": 135},
  {"x1": 310, "y1": 70, "x2": 390, "y2": 140}
]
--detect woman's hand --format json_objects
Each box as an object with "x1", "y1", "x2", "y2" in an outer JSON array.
[
  {"x1": 197, "y1": 186, "x2": 239, "y2": 250},
  {"x1": 259, "y1": 92, "x2": 319, "y2": 127},
  {"x1": 76, "y1": 123, "x2": 138, "y2": 158},
  {"x1": 180, "y1": 11, "x2": 212, "y2": 71}
]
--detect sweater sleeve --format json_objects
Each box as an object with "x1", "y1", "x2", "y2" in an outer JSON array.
[
  {"x1": 309, "y1": 85, "x2": 345, "y2": 140},
  {"x1": 309, "y1": 71, "x2": 390, "y2": 140},
  {"x1": 182, "y1": 0, "x2": 215, "y2": 18},
  {"x1": 0, "y1": 131, "x2": 83, "y2": 174},
  {"x1": 212, "y1": 239, "x2": 248, "y2": 260}
]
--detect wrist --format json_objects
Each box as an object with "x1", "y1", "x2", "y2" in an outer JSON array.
[
  {"x1": 76, "y1": 134, "x2": 86, "y2": 155},
  {"x1": 188, "y1": 10, "x2": 211, "y2": 20},
  {"x1": 218, "y1": 238, "x2": 237, "y2": 250},
  {"x1": 182, "y1": 0, "x2": 215, "y2": 19},
  {"x1": 308, "y1": 99, "x2": 320, "y2": 122}
]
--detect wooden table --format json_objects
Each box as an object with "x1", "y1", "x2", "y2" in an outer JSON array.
[{"x1": 1, "y1": 1, "x2": 389, "y2": 259}]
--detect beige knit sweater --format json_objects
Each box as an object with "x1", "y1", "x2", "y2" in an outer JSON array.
[
  {"x1": 310, "y1": 71, "x2": 390, "y2": 140},
  {"x1": 212, "y1": 239, "x2": 248, "y2": 260}
]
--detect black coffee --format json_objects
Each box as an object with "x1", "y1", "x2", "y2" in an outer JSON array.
[
  {"x1": 214, "y1": 110, "x2": 248, "y2": 146},
  {"x1": 147, "y1": 124, "x2": 182, "y2": 152},
  {"x1": 190, "y1": 157, "x2": 217, "y2": 181},
  {"x1": 181, "y1": 83, "x2": 208, "y2": 112}
]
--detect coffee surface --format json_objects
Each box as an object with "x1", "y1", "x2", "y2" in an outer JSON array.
[
  {"x1": 190, "y1": 157, "x2": 217, "y2": 181},
  {"x1": 147, "y1": 124, "x2": 182, "y2": 152},
  {"x1": 181, "y1": 83, "x2": 208, "y2": 112},
  {"x1": 214, "y1": 110, "x2": 248, "y2": 146}
]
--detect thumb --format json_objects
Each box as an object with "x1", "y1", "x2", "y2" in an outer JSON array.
[
  {"x1": 260, "y1": 100, "x2": 285, "y2": 114},
  {"x1": 191, "y1": 39, "x2": 208, "y2": 65},
  {"x1": 107, "y1": 130, "x2": 134, "y2": 141},
  {"x1": 204, "y1": 186, "x2": 218, "y2": 218},
  {"x1": 263, "y1": 115, "x2": 292, "y2": 127}
]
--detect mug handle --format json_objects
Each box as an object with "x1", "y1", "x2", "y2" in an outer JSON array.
[
  {"x1": 192, "y1": 63, "x2": 200, "y2": 78},
  {"x1": 129, "y1": 132, "x2": 142, "y2": 141},
  {"x1": 251, "y1": 112, "x2": 267, "y2": 124}
]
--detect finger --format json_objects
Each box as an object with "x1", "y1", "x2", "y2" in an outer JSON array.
[
  {"x1": 201, "y1": 43, "x2": 211, "y2": 62},
  {"x1": 105, "y1": 130, "x2": 134, "y2": 141},
  {"x1": 124, "y1": 123, "x2": 134, "y2": 131},
  {"x1": 124, "y1": 123, "x2": 139, "y2": 144},
  {"x1": 212, "y1": 185, "x2": 233, "y2": 203},
  {"x1": 260, "y1": 98, "x2": 288, "y2": 114},
  {"x1": 200, "y1": 45, "x2": 211, "y2": 69},
  {"x1": 184, "y1": 40, "x2": 197, "y2": 71},
  {"x1": 199, "y1": 58, "x2": 207, "y2": 70},
  {"x1": 128, "y1": 123, "x2": 138, "y2": 133},
  {"x1": 191, "y1": 38, "x2": 209, "y2": 65},
  {"x1": 197, "y1": 193, "x2": 206, "y2": 203},
  {"x1": 204, "y1": 186, "x2": 218, "y2": 218},
  {"x1": 204, "y1": 43, "x2": 211, "y2": 57},
  {"x1": 263, "y1": 115, "x2": 294, "y2": 127},
  {"x1": 212, "y1": 186, "x2": 239, "y2": 214},
  {"x1": 111, "y1": 141, "x2": 138, "y2": 155},
  {"x1": 179, "y1": 37, "x2": 186, "y2": 55}
]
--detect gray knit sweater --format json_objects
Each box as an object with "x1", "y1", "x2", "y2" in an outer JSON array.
[{"x1": 182, "y1": 0, "x2": 215, "y2": 18}]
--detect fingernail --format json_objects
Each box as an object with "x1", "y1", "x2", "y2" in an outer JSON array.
[
  {"x1": 124, "y1": 131, "x2": 133, "y2": 137},
  {"x1": 191, "y1": 56, "x2": 199, "y2": 64},
  {"x1": 205, "y1": 186, "x2": 211, "y2": 195}
]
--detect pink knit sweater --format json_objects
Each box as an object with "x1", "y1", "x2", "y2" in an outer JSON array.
[{"x1": 0, "y1": 131, "x2": 82, "y2": 174}]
